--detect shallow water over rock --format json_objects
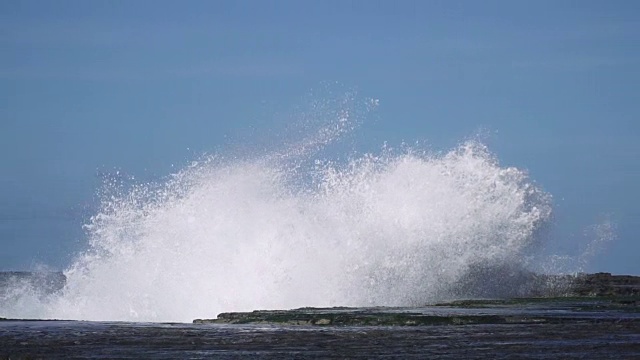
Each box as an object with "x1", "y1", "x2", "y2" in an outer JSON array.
[{"x1": 2, "y1": 295, "x2": 639, "y2": 359}]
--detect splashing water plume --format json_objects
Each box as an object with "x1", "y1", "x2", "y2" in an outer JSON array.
[{"x1": 2, "y1": 94, "x2": 560, "y2": 322}]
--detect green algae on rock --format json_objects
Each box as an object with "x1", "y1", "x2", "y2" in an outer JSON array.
[
  {"x1": 194, "y1": 308, "x2": 545, "y2": 326},
  {"x1": 194, "y1": 273, "x2": 640, "y2": 326},
  {"x1": 193, "y1": 295, "x2": 640, "y2": 326}
]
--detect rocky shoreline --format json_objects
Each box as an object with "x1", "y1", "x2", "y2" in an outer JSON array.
[
  {"x1": 570, "y1": 272, "x2": 640, "y2": 296},
  {"x1": 194, "y1": 273, "x2": 640, "y2": 325},
  {"x1": 1, "y1": 272, "x2": 639, "y2": 325}
]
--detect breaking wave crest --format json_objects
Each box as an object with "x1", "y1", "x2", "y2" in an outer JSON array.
[{"x1": 2, "y1": 94, "x2": 562, "y2": 322}]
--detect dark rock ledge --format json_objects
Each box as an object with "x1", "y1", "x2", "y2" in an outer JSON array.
[
  {"x1": 570, "y1": 272, "x2": 640, "y2": 297},
  {"x1": 193, "y1": 273, "x2": 640, "y2": 326}
]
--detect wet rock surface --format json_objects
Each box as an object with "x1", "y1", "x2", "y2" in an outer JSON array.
[
  {"x1": 449, "y1": 269, "x2": 640, "y2": 298},
  {"x1": 194, "y1": 273, "x2": 640, "y2": 326},
  {"x1": 194, "y1": 296, "x2": 640, "y2": 326},
  {"x1": 570, "y1": 272, "x2": 640, "y2": 296},
  {"x1": 1, "y1": 273, "x2": 640, "y2": 358},
  {"x1": 1, "y1": 307, "x2": 639, "y2": 359}
]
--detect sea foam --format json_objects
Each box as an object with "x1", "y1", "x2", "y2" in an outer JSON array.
[{"x1": 3, "y1": 93, "x2": 559, "y2": 322}]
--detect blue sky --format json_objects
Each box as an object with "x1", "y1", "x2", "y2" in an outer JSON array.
[{"x1": 1, "y1": 1, "x2": 638, "y2": 273}]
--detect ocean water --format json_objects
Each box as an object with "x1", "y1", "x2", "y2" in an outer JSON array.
[
  {"x1": 2, "y1": 301, "x2": 639, "y2": 359},
  {"x1": 0, "y1": 92, "x2": 611, "y2": 324}
]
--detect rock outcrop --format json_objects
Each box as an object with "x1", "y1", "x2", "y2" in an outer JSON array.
[
  {"x1": 194, "y1": 273, "x2": 640, "y2": 326},
  {"x1": 569, "y1": 272, "x2": 640, "y2": 297}
]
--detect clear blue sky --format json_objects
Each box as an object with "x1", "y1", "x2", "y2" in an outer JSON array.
[{"x1": 1, "y1": 1, "x2": 638, "y2": 273}]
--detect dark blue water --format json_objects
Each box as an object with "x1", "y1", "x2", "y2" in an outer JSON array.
[{"x1": 2, "y1": 306, "x2": 639, "y2": 359}]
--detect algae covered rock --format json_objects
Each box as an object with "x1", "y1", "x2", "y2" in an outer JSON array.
[{"x1": 193, "y1": 273, "x2": 640, "y2": 326}]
